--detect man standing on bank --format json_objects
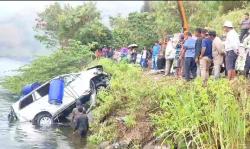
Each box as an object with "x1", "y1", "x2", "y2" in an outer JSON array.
[
  {"x1": 223, "y1": 21, "x2": 240, "y2": 80},
  {"x1": 209, "y1": 31, "x2": 224, "y2": 79}
]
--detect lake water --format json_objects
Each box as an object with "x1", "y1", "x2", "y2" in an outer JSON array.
[{"x1": 0, "y1": 57, "x2": 91, "y2": 149}]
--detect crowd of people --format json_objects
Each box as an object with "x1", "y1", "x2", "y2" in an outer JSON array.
[
  {"x1": 95, "y1": 13, "x2": 250, "y2": 86},
  {"x1": 72, "y1": 14, "x2": 250, "y2": 138}
]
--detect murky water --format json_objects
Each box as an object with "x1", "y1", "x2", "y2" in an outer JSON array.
[{"x1": 0, "y1": 58, "x2": 93, "y2": 149}]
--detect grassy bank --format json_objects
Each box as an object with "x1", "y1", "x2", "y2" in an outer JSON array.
[
  {"x1": 88, "y1": 59, "x2": 250, "y2": 149},
  {"x1": 2, "y1": 55, "x2": 250, "y2": 148}
]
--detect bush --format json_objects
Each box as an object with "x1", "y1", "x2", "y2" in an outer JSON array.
[
  {"x1": 152, "y1": 78, "x2": 249, "y2": 148},
  {"x1": 209, "y1": 7, "x2": 250, "y2": 35},
  {"x1": 87, "y1": 59, "x2": 249, "y2": 148},
  {"x1": 1, "y1": 40, "x2": 94, "y2": 94}
]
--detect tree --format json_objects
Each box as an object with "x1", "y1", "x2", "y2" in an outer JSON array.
[
  {"x1": 127, "y1": 12, "x2": 158, "y2": 48},
  {"x1": 110, "y1": 15, "x2": 132, "y2": 48},
  {"x1": 150, "y1": 1, "x2": 181, "y2": 36},
  {"x1": 187, "y1": 1, "x2": 221, "y2": 30},
  {"x1": 220, "y1": 1, "x2": 248, "y2": 14},
  {"x1": 34, "y1": 2, "x2": 63, "y2": 48},
  {"x1": 110, "y1": 12, "x2": 158, "y2": 49},
  {"x1": 34, "y1": 2, "x2": 112, "y2": 49}
]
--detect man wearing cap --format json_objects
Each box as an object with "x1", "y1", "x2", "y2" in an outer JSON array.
[
  {"x1": 199, "y1": 29, "x2": 213, "y2": 86},
  {"x1": 209, "y1": 31, "x2": 224, "y2": 79},
  {"x1": 223, "y1": 20, "x2": 240, "y2": 80}
]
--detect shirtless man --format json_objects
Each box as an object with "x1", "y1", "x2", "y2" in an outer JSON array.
[
  {"x1": 73, "y1": 107, "x2": 89, "y2": 138},
  {"x1": 71, "y1": 100, "x2": 85, "y2": 125}
]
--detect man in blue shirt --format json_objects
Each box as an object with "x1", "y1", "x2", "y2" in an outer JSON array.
[
  {"x1": 183, "y1": 32, "x2": 197, "y2": 81},
  {"x1": 152, "y1": 41, "x2": 161, "y2": 71},
  {"x1": 199, "y1": 30, "x2": 213, "y2": 86},
  {"x1": 194, "y1": 28, "x2": 204, "y2": 77}
]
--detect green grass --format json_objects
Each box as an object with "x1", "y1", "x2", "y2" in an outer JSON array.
[
  {"x1": 3, "y1": 56, "x2": 249, "y2": 148},
  {"x1": 87, "y1": 59, "x2": 250, "y2": 148}
]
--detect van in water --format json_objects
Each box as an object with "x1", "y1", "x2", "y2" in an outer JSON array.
[{"x1": 8, "y1": 65, "x2": 110, "y2": 127}]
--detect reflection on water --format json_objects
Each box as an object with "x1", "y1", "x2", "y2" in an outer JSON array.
[{"x1": 0, "y1": 58, "x2": 94, "y2": 149}]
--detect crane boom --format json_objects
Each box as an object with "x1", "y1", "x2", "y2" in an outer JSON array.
[{"x1": 177, "y1": 0, "x2": 189, "y2": 33}]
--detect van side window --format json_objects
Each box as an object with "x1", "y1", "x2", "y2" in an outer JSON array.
[
  {"x1": 37, "y1": 83, "x2": 50, "y2": 97},
  {"x1": 19, "y1": 95, "x2": 33, "y2": 109},
  {"x1": 65, "y1": 74, "x2": 80, "y2": 86}
]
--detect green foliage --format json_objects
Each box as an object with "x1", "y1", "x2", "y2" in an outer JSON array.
[
  {"x1": 149, "y1": 1, "x2": 221, "y2": 34},
  {"x1": 220, "y1": 1, "x2": 248, "y2": 14},
  {"x1": 209, "y1": 7, "x2": 250, "y2": 35},
  {"x1": 127, "y1": 12, "x2": 158, "y2": 48},
  {"x1": 1, "y1": 40, "x2": 94, "y2": 94},
  {"x1": 34, "y1": 1, "x2": 250, "y2": 51},
  {"x1": 34, "y1": 2, "x2": 63, "y2": 48},
  {"x1": 151, "y1": 1, "x2": 181, "y2": 35},
  {"x1": 86, "y1": 59, "x2": 249, "y2": 148},
  {"x1": 88, "y1": 122, "x2": 117, "y2": 145},
  {"x1": 152, "y1": 78, "x2": 249, "y2": 149},
  {"x1": 188, "y1": 1, "x2": 221, "y2": 30},
  {"x1": 109, "y1": 15, "x2": 132, "y2": 48},
  {"x1": 87, "y1": 59, "x2": 156, "y2": 145},
  {"x1": 34, "y1": 2, "x2": 112, "y2": 49},
  {"x1": 110, "y1": 12, "x2": 158, "y2": 49},
  {"x1": 123, "y1": 115, "x2": 136, "y2": 128}
]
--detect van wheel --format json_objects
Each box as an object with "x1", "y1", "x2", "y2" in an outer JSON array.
[{"x1": 35, "y1": 113, "x2": 53, "y2": 127}]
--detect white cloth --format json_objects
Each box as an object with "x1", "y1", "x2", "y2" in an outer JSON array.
[
  {"x1": 165, "y1": 40, "x2": 176, "y2": 59},
  {"x1": 243, "y1": 35, "x2": 250, "y2": 49},
  {"x1": 243, "y1": 35, "x2": 250, "y2": 56},
  {"x1": 224, "y1": 29, "x2": 240, "y2": 52},
  {"x1": 142, "y1": 50, "x2": 147, "y2": 59}
]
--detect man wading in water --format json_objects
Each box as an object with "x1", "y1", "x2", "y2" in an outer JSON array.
[
  {"x1": 73, "y1": 107, "x2": 89, "y2": 138},
  {"x1": 71, "y1": 100, "x2": 85, "y2": 125}
]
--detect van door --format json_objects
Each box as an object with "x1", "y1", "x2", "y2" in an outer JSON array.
[{"x1": 19, "y1": 94, "x2": 34, "y2": 110}]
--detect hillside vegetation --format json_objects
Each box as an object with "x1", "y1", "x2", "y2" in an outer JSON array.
[
  {"x1": 3, "y1": 1, "x2": 250, "y2": 94},
  {"x1": 88, "y1": 59, "x2": 250, "y2": 148}
]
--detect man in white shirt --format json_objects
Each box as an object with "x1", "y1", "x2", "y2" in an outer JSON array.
[
  {"x1": 223, "y1": 21, "x2": 240, "y2": 80},
  {"x1": 140, "y1": 47, "x2": 148, "y2": 68},
  {"x1": 209, "y1": 31, "x2": 224, "y2": 79},
  {"x1": 164, "y1": 38, "x2": 176, "y2": 76}
]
